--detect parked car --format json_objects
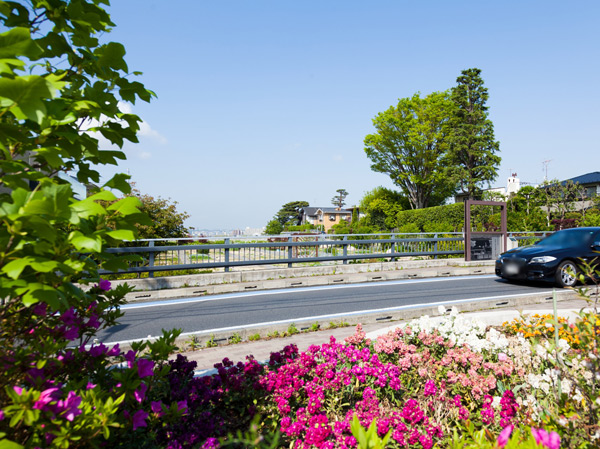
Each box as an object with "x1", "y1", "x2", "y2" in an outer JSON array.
[{"x1": 495, "y1": 227, "x2": 600, "y2": 287}]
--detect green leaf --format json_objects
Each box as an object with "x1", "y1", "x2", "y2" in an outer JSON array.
[
  {"x1": 0, "y1": 27, "x2": 41, "y2": 59},
  {"x1": 107, "y1": 196, "x2": 141, "y2": 216},
  {"x1": 97, "y1": 42, "x2": 128, "y2": 72},
  {"x1": 0, "y1": 74, "x2": 65, "y2": 123},
  {"x1": 2, "y1": 257, "x2": 30, "y2": 279},
  {"x1": 69, "y1": 232, "x2": 102, "y2": 252},
  {"x1": 107, "y1": 229, "x2": 135, "y2": 241},
  {"x1": 103, "y1": 173, "x2": 131, "y2": 194},
  {"x1": 0, "y1": 437, "x2": 25, "y2": 449}
]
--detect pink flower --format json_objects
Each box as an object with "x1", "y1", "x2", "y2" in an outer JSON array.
[
  {"x1": 498, "y1": 353, "x2": 509, "y2": 362},
  {"x1": 137, "y1": 359, "x2": 154, "y2": 378},
  {"x1": 13, "y1": 386, "x2": 23, "y2": 395},
  {"x1": 98, "y1": 279, "x2": 112, "y2": 291},
  {"x1": 0, "y1": 410, "x2": 4, "y2": 421},
  {"x1": 532, "y1": 428, "x2": 561, "y2": 449},
  {"x1": 132, "y1": 409, "x2": 148, "y2": 430},
  {"x1": 33, "y1": 388, "x2": 60, "y2": 410},
  {"x1": 498, "y1": 425, "x2": 514, "y2": 447}
]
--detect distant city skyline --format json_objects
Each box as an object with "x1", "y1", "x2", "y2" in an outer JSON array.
[{"x1": 97, "y1": 1, "x2": 599, "y2": 229}]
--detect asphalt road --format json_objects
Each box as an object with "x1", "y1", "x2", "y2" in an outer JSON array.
[{"x1": 98, "y1": 274, "x2": 556, "y2": 344}]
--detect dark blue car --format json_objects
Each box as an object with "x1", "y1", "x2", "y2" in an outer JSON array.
[{"x1": 495, "y1": 227, "x2": 600, "y2": 287}]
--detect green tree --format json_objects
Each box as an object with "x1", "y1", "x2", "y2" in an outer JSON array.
[
  {"x1": 359, "y1": 187, "x2": 408, "y2": 231},
  {"x1": 331, "y1": 188, "x2": 348, "y2": 208},
  {"x1": 274, "y1": 201, "x2": 309, "y2": 227},
  {"x1": 364, "y1": 91, "x2": 455, "y2": 209},
  {"x1": 128, "y1": 185, "x2": 190, "y2": 239},
  {"x1": 447, "y1": 68, "x2": 501, "y2": 199},
  {"x1": 265, "y1": 218, "x2": 283, "y2": 235},
  {"x1": 0, "y1": 2, "x2": 186, "y2": 447}
]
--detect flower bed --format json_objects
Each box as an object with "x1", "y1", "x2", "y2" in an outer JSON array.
[{"x1": 152, "y1": 306, "x2": 599, "y2": 448}]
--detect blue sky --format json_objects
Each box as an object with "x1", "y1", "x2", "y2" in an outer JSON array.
[{"x1": 100, "y1": 1, "x2": 599, "y2": 230}]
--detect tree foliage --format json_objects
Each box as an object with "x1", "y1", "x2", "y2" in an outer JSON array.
[
  {"x1": 0, "y1": 1, "x2": 188, "y2": 447},
  {"x1": 331, "y1": 188, "x2": 348, "y2": 208},
  {"x1": 128, "y1": 185, "x2": 190, "y2": 239},
  {"x1": 447, "y1": 68, "x2": 501, "y2": 199},
  {"x1": 364, "y1": 91, "x2": 456, "y2": 209},
  {"x1": 264, "y1": 218, "x2": 283, "y2": 235},
  {"x1": 273, "y1": 201, "x2": 309, "y2": 227},
  {"x1": 358, "y1": 187, "x2": 408, "y2": 231}
]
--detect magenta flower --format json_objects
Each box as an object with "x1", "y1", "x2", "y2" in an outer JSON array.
[
  {"x1": 132, "y1": 409, "x2": 148, "y2": 431},
  {"x1": 134, "y1": 383, "x2": 148, "y2": 403},
  {"x1": 137, "y1": 358, "x2": 155, "y2": 378},
  {"x1": 57, "y1": 391, "x2": 82, "y2": 422},
  {"x1": 33, "y1": 387, "x2": 60, "y2": 410},
  {"x1": 0, "y1": 410, "x2": 4, "y2": 421},
  {"x1": 98, "y1": 279, "x2": 112, "y2": 291},
  {"x1": 13, "y1": 386, "x2": 23, "y2": 395},
  {"x1": 532, "y1": 428, "x2": 561, "y2": 449},
  {"x1": 151, "y1": 401, "x2": 163, "y2": 414},
  {"x1": 498, "y1": 425, "x2": 514, "y2": 447},
  {"x1": 124, "y1": 350, "x2": 136, "y2": 369},
  {"x1": 423, "y1": 379, "x2": 437, "y2": 396}
]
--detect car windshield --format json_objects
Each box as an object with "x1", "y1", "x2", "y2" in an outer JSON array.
[{"x1": 537, "y1": 229, "x2": 596, "y2": 247}]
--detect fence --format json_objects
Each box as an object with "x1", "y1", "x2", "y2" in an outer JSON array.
[{"x1": 101, "y1": 232, "x2": 551, "y2": 277}]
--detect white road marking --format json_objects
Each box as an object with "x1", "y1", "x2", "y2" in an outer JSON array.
[
  {"x1": 106, "y1": 290, "x2": 553, "y2": 346},
  {"x1": 120, "y1": 274, "x2": 498, "y2": 310}
]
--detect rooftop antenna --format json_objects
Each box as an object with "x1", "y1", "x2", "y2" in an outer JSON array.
[{"x1": 542, "y1": 160, "x2": 552, "y2": 181}]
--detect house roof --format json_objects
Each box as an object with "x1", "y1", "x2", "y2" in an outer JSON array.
[
  {"x1": 563, "y1": 171, "x2": 600, "y2": 185},
  {"x1": 301, "y1": 207, "x2": 351, "y2": 216}
]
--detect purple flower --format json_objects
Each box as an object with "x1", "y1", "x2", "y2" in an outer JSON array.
[
  {"x1": 137, "y1": 359, "x2": 155, "y2": 378},
  {"x1": 107, "y1": 344, "x2": 120, "y2": 357},
  {"x1": 151, "y1": 401, "x2": 163, "y2": 415},
  {"x1": 498, "y1": 425, "x2": 514, "y2": 448},
  {"x1": 86, "y1": 382, "x2": 96, "y2": 390},
  {"x1": 132, "y1": 409, "x2": 148, "y2": 431},
  {"x1": 87, "y1": 313, "x2": 101, "y2": 329},
  {"x1": 177, "y1": 400, "x2": 188, "y2": 413},
  {"x1": 98, "y1": 279, "x2": 112, "y2": 291},
  {"x1": 134, "y1": 383, "x2": 148, "y2": 403}
]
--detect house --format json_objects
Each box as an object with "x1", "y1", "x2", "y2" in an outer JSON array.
[
  {"x1": 559, "y1": 172, "x2": 600, "y2": 199},
  {"x1": 299, "y1": 207, "x2": 352, "y2": 232}
]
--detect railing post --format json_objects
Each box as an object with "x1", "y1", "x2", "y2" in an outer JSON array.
[
  {"x1": 287, "y1": 236, "x2": 293, "y2": 268},
  {"x1": 391, "y1": 234, "x2": 396, "y2": 262},
  {"x1": 148, "y1": 241, "x2": 155, "y2": 278},
  {"x1": 343, "y1": 235, "x2": 348, "y2": 264},
  {"x1": 434, "y1": 233, "x2": 438, "y2": 259},
  {"x1": 224, "y1": 238, "x2": 230, "y2": 272}
]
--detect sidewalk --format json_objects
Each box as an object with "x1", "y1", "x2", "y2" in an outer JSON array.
[{"x1": 180, "y1": 296, "x2": 591, "y2": 375}]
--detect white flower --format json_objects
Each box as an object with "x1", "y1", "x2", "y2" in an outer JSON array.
[
  {"x1": 438, "y1": 305, "x2": 446, "y2": 315},
  {"x1": 492, "y1": 396, "x2": 501, "y2": 409}
]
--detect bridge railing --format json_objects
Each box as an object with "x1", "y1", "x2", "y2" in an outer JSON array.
[{"x1": 101, "y1": 231, "x2": 551, "y2": 276}]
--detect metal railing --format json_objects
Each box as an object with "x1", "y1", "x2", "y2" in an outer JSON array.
[{"x1": 101, "y1": 231, "x2": 551, "y2": 277}]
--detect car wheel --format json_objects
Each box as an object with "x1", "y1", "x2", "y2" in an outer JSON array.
[{"x1": 555, "y1": 260, "x2": 579, "y2": 288}]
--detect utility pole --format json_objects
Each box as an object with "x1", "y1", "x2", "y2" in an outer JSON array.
[{"x1": 542, "y1": 160, "x2": 552, "y2": 181}]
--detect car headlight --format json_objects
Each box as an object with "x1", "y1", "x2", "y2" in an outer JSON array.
[{"x1": 529, "y1": 256, "x2": 557, "y2": 264}]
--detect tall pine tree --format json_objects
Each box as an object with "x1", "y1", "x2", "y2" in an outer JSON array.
[{"x1": 447, "y1": 68, "x2": 501, "y2": 200}]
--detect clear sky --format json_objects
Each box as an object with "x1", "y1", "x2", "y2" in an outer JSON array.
[{"x1": 99, "y1": 0, "x2": 600, "y2": 230}]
